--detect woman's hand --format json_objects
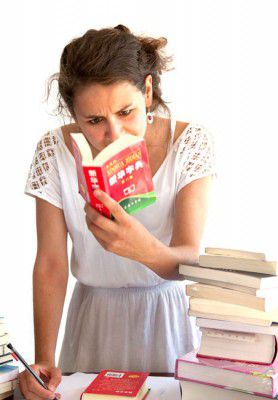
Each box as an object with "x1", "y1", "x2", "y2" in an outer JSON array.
[
  {"x1": 84, "y1": 189, "x2": 162, "y2": 265},
  {"x1": 19, "y1": 363, "x2": 61, "y2": 400}
]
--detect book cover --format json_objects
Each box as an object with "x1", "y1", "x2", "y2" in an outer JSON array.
[
  {"x1": 175, "y1": 351, "x2": 278, "y2": 398},
  {"x1": 71, "y1": 133, "x2": 156, "y2": 219},
  {"x1": 196, "y1": 318, "x2": 278, "y2": 335},
  {"x1": 199, "y1": 255, "x2": 278, "y2": 275},
  {"x1": 81, "y1": 370, "x2": 149, "y2": 399}
]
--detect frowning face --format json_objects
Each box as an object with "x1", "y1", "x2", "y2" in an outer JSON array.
[{"x1": 72, "y1": 76, "x2": 153, "y2": 154}]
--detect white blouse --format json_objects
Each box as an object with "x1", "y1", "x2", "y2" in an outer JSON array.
[
  {"x1": 24, "y1": 115, "x2": 216, "y2": 373},
  {"x1": 24, "y1": 117, "x2": 216, "y2": 288}
]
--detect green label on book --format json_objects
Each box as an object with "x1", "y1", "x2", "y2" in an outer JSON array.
[{"x1": 119, "y1": 191, "x2": 156, "y2": 215}]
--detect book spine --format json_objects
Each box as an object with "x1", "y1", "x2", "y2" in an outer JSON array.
[{"x1": 83, "y1": 166, "x2": 112, "y2": 218}]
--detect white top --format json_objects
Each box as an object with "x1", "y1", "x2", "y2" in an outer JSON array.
[
  {"x1": 24, "y1": 115, "x2": 216, "y2": 373},
  {"x1": 24, "y1": 117, "x2": 216, "y2": 288}
]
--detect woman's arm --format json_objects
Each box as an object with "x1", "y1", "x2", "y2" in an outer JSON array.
[
  {"x1": 19, "y1": 198, "x2": 68, "y2": 400},
  {"x1": 33, "y1": 197, "x2": 69, "y2": 364},
  {"x1": 84, "y1": 176, "x2": 212, "y2": 281},
  {"x1": 144, "y1": 176, "x2": 213, "y2": 280}
]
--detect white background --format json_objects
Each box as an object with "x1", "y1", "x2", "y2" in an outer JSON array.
[{"x1": 0, "y1": 0, "x2": 277, "y2": 368}]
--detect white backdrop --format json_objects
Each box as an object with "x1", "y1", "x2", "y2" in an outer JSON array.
[{"x1": 0, "y1": 0, "x2": 277, "y2": 368}]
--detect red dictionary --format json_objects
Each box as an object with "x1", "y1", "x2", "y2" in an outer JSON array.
[
  {"x1": 80, "y1": 370, "x2": 150, "y2": 399},
  {"x1": 70, "y1": 132, "x2": 156, "y2": 219}
]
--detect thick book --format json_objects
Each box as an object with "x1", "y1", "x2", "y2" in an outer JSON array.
[
  {"x1": 175, "y1": 350, "x2": 278, "y2": 398},
  {"x1": 189, "y1": 297, "x2": 278, "y2": 326},
  {"x1": 204, "y1": 247, "x2": 266, "y2": 260},
  {"x1": 197, "y1": 327, "x2": 277, "y2": 364},
  {"x1": 180, "y1": 380, "x2": 271, "y2": 400},
  {"x1": 199, "y1": 254, "x2": 278, "y2": 275},
  {"x1": 179, "y1": 265, "x2": 278, "y2": 289},
  {"x1": 80, "y1": 370, "x2": 150, "y2": 399},
  {"x1": 70, "y1": 133, "x2": 156, "y2": 219},
  {"x1": 196, "y1": 318, "x2": 278, "y2": 335},
  {"x1": 0, "y1": 365, "x2": 19, "y2": 384},
  {"x1": 186, "y1": 283, "x2": 278, "y2": 311}
]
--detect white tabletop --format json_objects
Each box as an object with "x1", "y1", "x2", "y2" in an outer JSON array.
[{"x1": 14, "y1": 372, "x2": 181, "y2": 400}]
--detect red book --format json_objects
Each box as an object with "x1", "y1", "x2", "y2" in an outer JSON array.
[
  {"x1": 70, "y1": 133, "x2": 156, "y2": 219},
  {"x1": 80, "y1": 370, "x2": 150, "y2": 399}
]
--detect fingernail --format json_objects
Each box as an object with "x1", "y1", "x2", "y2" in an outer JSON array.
[
  {"x1": 94, "y1": 189, "x2": 101, "y2": 197},
  {"x1": 55, "y1": 393, "x2": 61, "y2": 399}
]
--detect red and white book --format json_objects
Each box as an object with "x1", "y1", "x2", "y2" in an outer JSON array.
[
  {"x1": 175, "y1": 351, "x2": 278, "y2": 398},
  {"x1": 70, "y1": 133, "x2": 156, "y2": 219},
  {"x1": 80, "y1": 370, "x2": 150, "y2": 399}
]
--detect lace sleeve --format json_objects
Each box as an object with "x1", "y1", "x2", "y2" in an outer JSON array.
[
  {"x1": 176, "y1": 123, "x2": 217, "y2": 192},
  {"x1": 24, "y1": 131, "x2": 63, "y2": 209}
]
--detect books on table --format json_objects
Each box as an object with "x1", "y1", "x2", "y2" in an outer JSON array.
[
  {"x1": 70, "y1": 132, "x2": 156, "y2": 219},
  {"x1": 0, "y1": 318, "x2": 19, "y2": 400},
  {"x1": 176, "y1": 247, "x2": 278, "y2": 399}
]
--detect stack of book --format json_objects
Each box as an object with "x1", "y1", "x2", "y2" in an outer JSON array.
[
  {"x1": 175, "y1": 248, "x2": 278, "y2": 399},
  {"x1": 0, "y1": 318, "x2": 19, "y2": 399}
]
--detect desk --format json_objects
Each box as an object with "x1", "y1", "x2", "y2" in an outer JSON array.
[{"x1": 14, "y1": 372, "x2": 181, "y2": 400}]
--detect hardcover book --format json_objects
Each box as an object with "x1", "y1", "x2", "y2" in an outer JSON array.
[
  {"x1": 175, "y1": 350, "x2": 278, "y2": 398},
  {"x1": 70, "y1": 133, "x2": 156, "y2": 219},
  {"x1": 80, "y1": 370, "x2": 150, "y2": 399}
]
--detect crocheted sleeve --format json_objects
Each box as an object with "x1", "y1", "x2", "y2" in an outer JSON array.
[
  {"x1": 24, "y1": 131, "x2": 63, "y2": 209},
  {"x1": 176, "y1": 123, "x2": 216, "y2": 192}
]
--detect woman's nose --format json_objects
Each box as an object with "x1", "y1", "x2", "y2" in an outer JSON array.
[{"x1": 106, "y1": 119, "x2": 123, "y2": 142}]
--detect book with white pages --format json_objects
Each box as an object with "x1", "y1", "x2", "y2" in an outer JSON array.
[
  {"x1": 196, "y1": 317, "x2": 278, "y2": 334},
  {"x1": 204, "y1": 247, "x2": 266, "y2": 260},
  {"x1": 199, "y1": 254, "x2": 278, "y2": 275},
  {"x1": 180, "y1": 380, "x2": 270, "y2": 400},
  {"x1": 197, "y1": 327, "x2": 276, "y2": 364},
  {"x1": 189, "y1": 298, "x2": 278, "y2": 326},
  {"x1": 186, "y1": 283, "x2": 278, "y2": 312},
  {"x1": 179, "y1": 265, "x2": 278, "y2": 289}
]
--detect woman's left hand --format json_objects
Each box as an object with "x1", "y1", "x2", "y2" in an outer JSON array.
[{"x1": 84, "y1": 189, "x2": 162, "y2": 265}]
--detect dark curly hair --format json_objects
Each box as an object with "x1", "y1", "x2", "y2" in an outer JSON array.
[{"x1": 46, "y1": 24, "x2": 174, "y2": 120}]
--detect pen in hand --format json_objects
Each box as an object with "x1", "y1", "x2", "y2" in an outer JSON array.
[{"x1": 7, "y1": 343, "x2": 60, "y2": 400}]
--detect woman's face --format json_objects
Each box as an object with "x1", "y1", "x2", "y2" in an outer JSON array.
[{"x1": 72, "y1": 76, "x2": 153, "y2": 152}]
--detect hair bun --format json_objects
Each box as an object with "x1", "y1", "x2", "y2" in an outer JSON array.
[{"x1": 113, "y1": 24, "x2": 131, "y2": 33}]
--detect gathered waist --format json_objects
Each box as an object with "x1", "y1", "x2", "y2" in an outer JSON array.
[{"x1": 76, "y1": 280, "x2": 185, "y2": 295}]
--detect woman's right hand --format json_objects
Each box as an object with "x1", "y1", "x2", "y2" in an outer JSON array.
[{"x1": 18, "y1": 363, "x2": 62, "y2": 400}]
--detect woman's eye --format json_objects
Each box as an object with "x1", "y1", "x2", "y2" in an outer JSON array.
[
  {"x1": 89, "y1": 117, "x2": 103, "y2": 125},
  {"x1": 119, "y1": 109, "x2": 133, "y2": 116}
]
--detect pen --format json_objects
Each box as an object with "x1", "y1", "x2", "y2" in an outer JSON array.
[{"x1": 7, "y1": 343, "x2": 59, "y2": 400}]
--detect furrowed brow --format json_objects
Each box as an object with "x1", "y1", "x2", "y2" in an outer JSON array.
[{"x1": 84, "y1": 103, "x2": 133, "y2": 118}]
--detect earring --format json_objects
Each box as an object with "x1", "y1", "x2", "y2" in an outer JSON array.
[{"x1": 146, "y1": 108, "x2": 154, "y2": 124}]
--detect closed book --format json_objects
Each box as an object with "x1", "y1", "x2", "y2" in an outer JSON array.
[
  {"x1": 175, "y1": 350, "x2": 278, "y2": 398},
  {"x1": 179, "y1": 265, "x2": 278, "y2": 289},
  {"x1": 189, "y1": 297, "x2": 278, "y2": 326},
  {"x1": 199, "y1": 255, "x2": 278, "y2": 275},
  {"x1": 204, "y1": 247, "x2": 266, "y2": 260},
  {"x1": 0, "y1": 365, "x2": 19, "y2": 384},
  {"x1": 0, "y1": 378, "x2": 18, "y2": 395},
  {"x1": 180, "y1": 380, "x2": 271, "y2": 400},
  {"x1": 71, "y1": 133, "x2": 156, "y2": 219},
  {"x1": 186, "y1": 283, "x2": 278, "y2": 312},
  {"x1": 196, "y1": 318, "x2": 278, "y2": 335},
  {"x1": 80, "y1": 370, "x2": 150, "y2": 399},
  {"x1": 197, "y1": 327, "x2": 276, "y2": 364}
]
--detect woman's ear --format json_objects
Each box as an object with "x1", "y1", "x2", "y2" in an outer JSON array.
[{"x1": 144, "y1": 74, "x2": 153, "y2": 108}]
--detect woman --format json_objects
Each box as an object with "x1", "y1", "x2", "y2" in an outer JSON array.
[{"x1": 21, "y1": 24, "x2": 215, "y2": 399}]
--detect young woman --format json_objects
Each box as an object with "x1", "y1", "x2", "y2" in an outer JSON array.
[{"x1": 21, "y1": 24, "x2": 215, "y2": 399}]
